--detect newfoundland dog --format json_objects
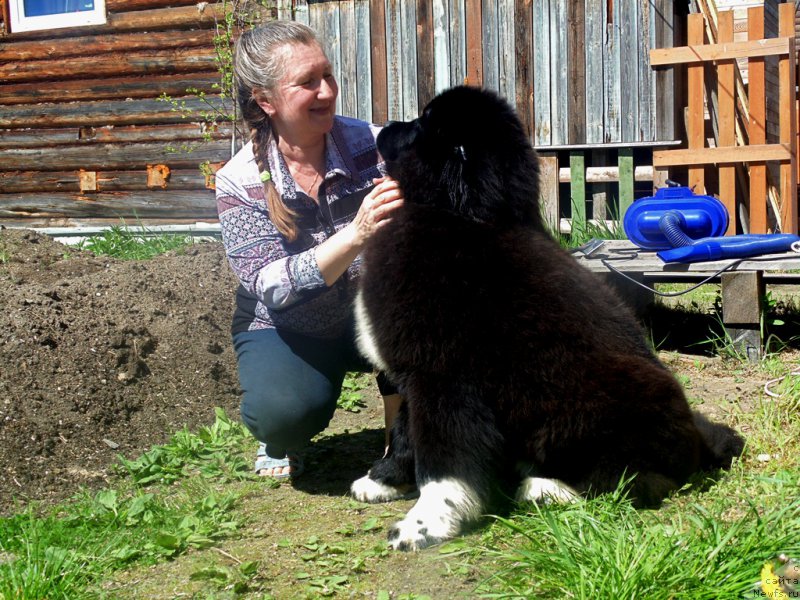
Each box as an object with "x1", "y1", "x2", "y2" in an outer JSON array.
[{"x1": 352, "y1": 86, "x2": 743, "y2": 551}]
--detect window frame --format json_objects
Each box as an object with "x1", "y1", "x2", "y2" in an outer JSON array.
[{"x1": 8, "y1": 0, "x2": 107, "y2": 33}]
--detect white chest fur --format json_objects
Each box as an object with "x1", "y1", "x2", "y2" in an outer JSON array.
[{"x1": 353, "y1": 289, "x2": 389, "y2": 372}]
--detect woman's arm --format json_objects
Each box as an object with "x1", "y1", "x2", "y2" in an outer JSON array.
[{"x1": 315, "y1": 177, "x2": 404, "y2": 287}]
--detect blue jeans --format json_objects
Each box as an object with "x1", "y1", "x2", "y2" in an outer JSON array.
[{"x1": 233, "y1": 326, "x2": 394, "y2": 459}]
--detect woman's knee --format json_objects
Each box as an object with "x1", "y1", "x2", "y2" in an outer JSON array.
[{"x1": 239, "y1": 383, "x2": 337, "y2": 447}]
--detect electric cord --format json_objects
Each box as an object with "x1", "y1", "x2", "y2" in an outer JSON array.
[{"x1": 597, "y1": 249, "x2": 800, "y2": 298}]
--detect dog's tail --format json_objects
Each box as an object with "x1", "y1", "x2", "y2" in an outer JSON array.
[{"x1": 693, "y1": 411, "x2": 745, "y2": 470}]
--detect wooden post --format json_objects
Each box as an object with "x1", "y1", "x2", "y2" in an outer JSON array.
[
  {"x1": 778, "y1": 3, "x2": 798, "y2": 234},
  {"x1": 570, "y1": 151, "x2": 586, "y2": 232},
  {"x1": 721, "y1": 271, "x2": 764, "y2": 363},
  {"x1": 717, "y1": 10, "x2": 736, "y2": 235},
  {"x1": 618, "y1": 147, "x2": 634, "y2": 219},
  {"x1": 748, "y1": 7, "x2": 767, "y2": 234},
  {"x1": 538, "y1": 152, "x2": 560, "y2": 231},
  {"x1": 687, "y1": 13, "x2": 705, "y2": 193}
]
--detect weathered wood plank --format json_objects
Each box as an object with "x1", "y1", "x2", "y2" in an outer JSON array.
[
  {"x1": 532, "y1": 0, "x2": 551, "y2": 146},
  {"x1": 567, "y1": 0, "x2": 585, "y2": 144},
  {"x1": 370, "y1": 0, "x2": 389, "y2": 125},
  {"x1": 718, "y1": 10, "x2": 737, "y2": 235},
  {"x1": 105, "y1": 0, "x2": 208, "y2": 11},
  {"x1": 481, "y1": 0, "x2": 499, "y2": 91},
  {"x1": 0, "y1": 73, "x2": 220, "y2": 106},
  {"x1": 558, "y1": 165, "x2": 655, "y2": 183},
  {"x1": 0, "y1": 30, "x2": 215, "y2": 61},
  {"x1": 449, "y1": 0, "x2": 466, "y2": 86},
  {"x1": 654, "y1": 0, "x2": 675, "y2": 142},
  {"x1": 463, "y1": 0, "x2": 481, "y2": 86},
  {"x1": 294, "y1": 0, "x2": 310, "y2": 25},
  {"x1": 497, "y1": 0, "x2": 514, "y2": 102},
  {"x1": 569, "y1": 151, "x2": 586, "y2": 227},
  {"x1": 749, "y1": 7, "x2": 767, "y2": 233},
  {"x1": 400, "y1": 0, "x2": 419, "y2": 120},
  {"x1": 416, "y1": 0, "x2": 436, "y2": 109},
  {"x1": 0, "y1": 140, "x2": 230, "y2": 172},
  {"x1": 0, "y1": 191, "x2": 218, "y2": 219},
  {"x1": 549, "y1": 0, "x2": 567, "y2": 145},
  {"x1": 432, "y1": 0, "x2": 450, "y2": 93},
  {"x1": 687, "y1": 13, "x2": 706, "y2": 193},
  {"x1": 385, "y1": 0, "x2": 404, "y2": 120},
  {"x1": 0, "y1": 49, "x2": 216, "y2": 84},
  {"x1": 0, "y1": 96, "x2": 233, "y2": 129},
  {"x1": 0, "y1": 169, "x2": 207, "y2": 193},
  {"x1": 354, "y1": 0, "x2": 373, "y2": 122},
  {"x1": 618, "y1": 147, "x2": 634, "y2": 216},
  {"x1": 778, "y1": 3, "x2": 797, "y2": 234},
  {"x1": 603, "y1": 0, "x2": 621, "y2": 142},
  {"x1": 653, "y1": 143, "x2": 792, "y2": 166},
  {"x1": 513, "y1": 0, "x2": 533, "y2": 138},
  {"x1": 538, "y1": 151, "x2": 559, "y2": 229},
  {"x1": 619, "y1": 0, "x2": 638, "y2": 141},
  {"x1": 0, "y1": 123, "x2": 232, "y2": 149},
  {"x1": 339, "y1": 0, "x2": 359, "y2": 118},
  {"x1": 650, "y1": 37, "x2": 793, "y2": 66},
  {"x1": 584, "y1": 0, "x2": 604, "y2": 144},
  {"x1": 638, "y1": 0, "x2": 653, "y2": 140}
]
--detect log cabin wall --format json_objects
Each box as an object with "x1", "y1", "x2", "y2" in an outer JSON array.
[
  {"x1": 0, "y1": 0, "x2": 276, "y2": 228},
  {"x1": 0, "y1": 0, "x2": 683, "y2": 228}
]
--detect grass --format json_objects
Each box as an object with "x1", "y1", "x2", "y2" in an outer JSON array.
[{"x1": 77, "y1": 223, "x2": 192, "y2": 260}]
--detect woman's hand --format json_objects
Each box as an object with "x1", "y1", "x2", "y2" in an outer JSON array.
[{"x1": 350, "y1": 177, "x2": 404, "y2": 249}]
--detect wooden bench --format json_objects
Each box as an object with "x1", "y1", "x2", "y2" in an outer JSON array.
[{"x1": 573, "y1": 239, "x2": 800, "y2": 361}]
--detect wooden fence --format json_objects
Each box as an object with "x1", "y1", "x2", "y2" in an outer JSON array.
[{"x1": 652, "y1": 3, "x2": 798, "y2": 235}]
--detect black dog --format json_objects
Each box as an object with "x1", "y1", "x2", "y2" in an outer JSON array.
[{"x1": 352, "y1": 86, "x2": 743, "y2": 551}]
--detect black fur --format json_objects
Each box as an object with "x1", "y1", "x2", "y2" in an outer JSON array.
[{"x1": 354, "y1": 86, "x2": 743, "y2": 548}]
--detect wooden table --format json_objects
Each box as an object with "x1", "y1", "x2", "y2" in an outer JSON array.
[{"x1": 573, "y1": 239, "x2": 800, "y2": 361}]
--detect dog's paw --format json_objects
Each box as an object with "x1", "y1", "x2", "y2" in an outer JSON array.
[
  {"x1": 351, "y1": 474, "x2": 405, "y2": 503},
  {"x1": 387, "y1": 479, "x2": 481, "y2": 551},
  {"x1": 516, "y1": 477, "x2": 578, "y2": 504}
]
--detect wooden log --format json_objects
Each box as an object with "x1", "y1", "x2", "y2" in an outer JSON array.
[
  {"x1": 0, "y1": 123, "x2": 233, "y2": 149},
  {"x1": 2, "y1": 3, "x2": 273, "y2": 40},
  {"x1": 0, "y1": 73, "x2": 220, "y2": 105},
  {"x1": 0, "y1": 169, "x2": 207, "y2": 193},
  {"x1": 0, "y1": 216, "x2": 221, "y2": 229},
  {"x1": 0, "y1": 30, "x2": 215, "y2": 61},
  {"x1": 0, "y1": 140, "x2": 230, "y2": 171},
  {"x1": 0, "y1": 190, "x2": 218, "y2": 219},
  {"x1": 105, "y1": 0, "x2": 206, "y2": 11},
  {"x1": 0, "y1": 96, "x2": 233, "y2": 129},
  {"x1": 558, "y1": 166, "x2": 656, "y2": 183},
  {"x1": 0, "y1": 48, "x2": 216, "y2": 84}
]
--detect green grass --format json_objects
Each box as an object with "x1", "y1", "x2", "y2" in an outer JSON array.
[
  {"x1": 0, "y1": 409, "x2": 252, "y2": 599},
  {"x1": 77, "y1": 223, "x2": 192, "y2": 260}
]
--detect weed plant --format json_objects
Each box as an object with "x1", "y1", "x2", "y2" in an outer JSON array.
[{"x1": 77, "y1": 223, "x2": 191, "y2": 260}]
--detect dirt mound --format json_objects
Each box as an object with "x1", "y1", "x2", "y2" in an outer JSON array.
[{"x1": 0, "y1": 227, "x2": 242, "y2": 513}]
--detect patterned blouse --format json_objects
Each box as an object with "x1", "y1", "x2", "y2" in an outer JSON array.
[{"x1": 215, "y1": 116, "x2": 385, "y2": 338}]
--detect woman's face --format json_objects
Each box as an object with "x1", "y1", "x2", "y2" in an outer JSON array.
[{"x1": 257, "y1": 42, "x2": 338, "y2": 143}]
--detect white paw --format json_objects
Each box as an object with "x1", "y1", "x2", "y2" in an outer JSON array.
[
  {"x1": 516, "y1": 477, "x2": 578, "y2": 504},
  {"x1": 351, "y1": 474, "x2": 405, "y2": 503},
  {"x1": 388, "y1": 479, "x2": 481, "y2": 551}
]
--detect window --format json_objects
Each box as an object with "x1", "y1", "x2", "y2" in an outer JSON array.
[{"x1": 8, "y1": 0, "x2": 106, "y2": 33}]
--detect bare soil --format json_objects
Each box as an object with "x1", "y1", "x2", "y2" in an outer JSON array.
[{"x1": 1, "y1": 225, "x2": 797, "y2": 522}]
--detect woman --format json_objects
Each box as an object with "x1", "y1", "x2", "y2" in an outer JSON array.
[{"x1": 215, "y1": 20, "x2": 404, "y2": 479}]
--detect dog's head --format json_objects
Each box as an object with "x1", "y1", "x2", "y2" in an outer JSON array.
[{"x1": 377, "y1": 86, "x2": 541, "y2": 228}]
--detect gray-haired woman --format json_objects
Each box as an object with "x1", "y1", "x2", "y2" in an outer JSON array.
[{"x1": 215, "y1": 20, "x2": 403, "y2": 479}]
